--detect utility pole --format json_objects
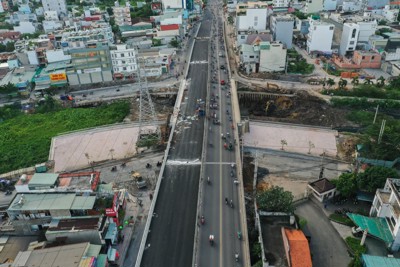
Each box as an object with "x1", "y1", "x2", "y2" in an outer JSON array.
[
  {"x1": 378, "y1": 119, "x2": 386, "y2": 144},
  {"x1": 373, "y1": 104, "x2": 379, "y2": 124}
]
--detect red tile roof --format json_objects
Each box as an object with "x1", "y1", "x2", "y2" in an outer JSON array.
[
  {"x1": 284, "y1": 228, "x2": 312, "y2": 267},
  {"x1": 160, "y1": 24, "x2": 179, "y2": 31}
]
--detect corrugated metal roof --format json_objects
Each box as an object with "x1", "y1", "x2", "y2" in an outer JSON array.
[
  {"x1": 362, "y1": 254, "x2": 400, "y2": 267},
  {"x1": 8, "y1": 193, "x2": 95, "y2": 211},
  {"x1": 95, "y1": 254, "x2": 107, "y2": 267},
  {"x1": 29, "y1": 173, "x2": 59, "y2": 186},
  {"x1": 71, "y1": 196, "x2": 96, "y2": 210},
  {"x1": 347, "y1": 213, "x2": 394, "y2": 244}
]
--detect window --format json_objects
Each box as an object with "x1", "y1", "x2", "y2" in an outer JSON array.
[
  {"x1": 249, "y1": 56, "x2": 254, "y2": 58},
  {"x1": 351, "y1": 28, "x2": 357, "y2": 38},
  {"x1": 350, "y1": 41, "x2": 354, "y2": 45},
  {"x1": 254, "y1": 22, "x2": 258, "y2": 26},
  {"x1": 241, "y1": 36, "x2": 245, "y2": 39},
  {"x1": 362, "y1": 56, "x2": 365, "y2": 59},
  {"x1": 371, "y1": 56, "x2": 375, "y2": 60},
  {"x1": 329, "y1": 26, "x2": 334, "y2": 30}
]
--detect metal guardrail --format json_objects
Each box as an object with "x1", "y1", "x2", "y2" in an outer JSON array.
[{"x1": 134, "y1": 22, "x2": 202, "y2": 267}]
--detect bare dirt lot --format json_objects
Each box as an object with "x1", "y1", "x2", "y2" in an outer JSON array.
[{"x1": 239, "y1": 89, "x2": 357, "y2": 128}]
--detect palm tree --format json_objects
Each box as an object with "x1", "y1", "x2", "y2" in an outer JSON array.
[
  {"x1": 338, "y1": 78, "x2": 348, "y2": 89},
  {"x1": 351, "y1": 76, "x2": 359, "y2": 86},
  {"x1": 364, "y1": 78, "x2": 373, "y2": 85},
  {"x1": 377, "y1": 76, "x2": 385, "y2": 87},
  {"x1": 327, "y1": 78, "x2": 335, "y2": 89}
]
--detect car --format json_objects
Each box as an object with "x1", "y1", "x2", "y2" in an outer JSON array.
[
  {"x1": 220, "y1": 80, "x2": 225, "y2": 85},
  {"x1": 220, "y1": 65, "x2": 225, "y2": 69}
]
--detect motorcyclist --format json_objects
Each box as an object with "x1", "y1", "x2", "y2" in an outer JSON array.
[
  {"x1": 235, "y1": 253, "x2": 239, "y2": 261},
  {"x1": 230, "y1": 199, "x2": 233, "y2": 207},
  {"x1": 209, "y1": 235, "x2": 214, "y2": 246},
  {"x1": 225, "y1": 197, "x2": 228, "y2": 204},
  {"x1": 207, "y1": 176, "x2": 211, "y2": 184},
  {"x1": 201, "y1": 216, "x2": 205, "y2": 224},
  {"x1": 238, "y1": 231, "x2": 242, "y2": 240}
]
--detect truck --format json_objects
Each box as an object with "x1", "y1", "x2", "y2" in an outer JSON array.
[{"x1": 132, "y1": 172, "x2": 147, "y2": 189}]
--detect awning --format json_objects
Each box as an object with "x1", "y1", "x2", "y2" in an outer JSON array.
[
  {"x1": 347, "y1": 213, "x2": 394, "y2": 244},
  {"x1": 34, "y1": 84, "x2": 50, "y2": 91}
]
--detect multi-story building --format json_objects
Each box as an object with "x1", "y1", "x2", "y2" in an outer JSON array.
[
  {"x1": 306, "y1": 18, "x2": 334, "y2": 54},
  {"x1": 110, "y1": 44, "x2": 137, "y2": 79},
  {"x1": 66, "y1": 42, "x2": 113, "y2": 85},
  {"x1": 239, "y1": 44, "x2": 260, "y2": 73},
  {"x1": 236, "y1": 8, "x2": 268, "y2": 31},
  {"x1": 339, "y1": 23, "x2": 359, "y2": 56},
  {"x1": 236, "y1": 1, "x2": 269, "y2": 14},
  {"x1": 382, "y1": 35, "x2": 400, "y2": 61},
  {"x1": 302, "y1": 0, "x2": 324, "y2": 14},
  {"x1": 26, "y1": 38, "x2": 54, "y2": 66},
  {"x1": 342, "y1": 0, "x2": 362, "y2": 12},
  {"x1": 113, "y1": 5, "x2": 131, "y2": 26},
  {"x1": 270, "y1": 14, "x2": 294, "y2": 49},
  {"x1": 272, "y1": 0, "x2": 289, "y2": 7},
  {"x1": 259, "y1": 41, "x2": 286, "y2": 72},
  {"x1": 323, "y1": 0, "x2": 337, "y2": 11},
  {"x1": 370, "y1": 178, "x2": 400, "y2": 251},
  {"x1": 41, "y1": 0, "x2": 67, "y2": 17},
  {"x1": 357, "y1": 19, "x2": 377, "y2": 44},
  {"x1": 161, "y1": 0, "x2": 187, "y2": 9},
  {"x1": 382, "y1": 5, "x2": 399, "y2": 23},
  {"x1": 60, "y1": 27, "x2": 114, "y2": 51}
]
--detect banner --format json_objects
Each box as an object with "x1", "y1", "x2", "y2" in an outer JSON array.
[{"x1": 49, "y1": 73, "x2": 67, "y2": 81}]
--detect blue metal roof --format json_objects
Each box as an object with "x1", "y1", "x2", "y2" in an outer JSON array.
[{"x1": 362, "y1": 254, "x2": 400, "y2": 267}]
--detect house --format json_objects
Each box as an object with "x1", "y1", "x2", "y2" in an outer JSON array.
[
  {"x1": 333, "y1": 50, "x2": 382, "y2": 69},
  {"x1": 113, "y1": 5, "x2": 131, "y2": 26},
  {"x1": 259, "y1": 41, "x2": 286, "y2": 72},
  {"x1": 66, "y1": 42, "x2": 113, "y2": 86},
  {"x1": 240, "y1": 44, "x2": 259, "y2": 73},
  {"x1": 157, "y1": 24, "x2": 181, "y2": 38},
  {"x1": 0, "y1": 31, "x2": 21, "y2": 45},
  {"x1": 236, "y1": 7, "x2": 268, "y2": 41},
  {"x1": 382, "y1": 5, "x2": 400, "y2": 22},
  {"x1": 12, "y1": 242, "x2": 108, "y2": 267},
  {"x1": 270, "y1": 14, "x2": 294, "y2": 49},
  {"x1": 306, "y1": 18, "x2": 334, "y2": 55},
  {"x1": 281, "y1": 228, "x2": 312, "y2": 267},
  {"x1": 302, "y1": 0, "x2": 323, "y2": 14},
  {"x1": 323, "y1": 0, "x2": 337, "y2": 11},
  {"x1": 273, "y1": 0, "x2": 290, "y2": 8},
  {"x1": 307, "y1": 178, "x2": 336, "y2": 202},
  {"x1": 369, "y1": 178, "x2": 400, "y2": 251},
  {"x1": 339, "y1": 23, "x2": 359, "y2": 56},
  {"x1": 382, "y1": 35, "x2": 400, "y2": 61},
  {"x1": 7, "y1": 192, "x2": 98, "y2": 234},
  {"x1": 110, "y1": 44, "x2": 137, "y2": 80},
  {"x1": 120, "y1": 22, "x2": 153, "y2": 38}
]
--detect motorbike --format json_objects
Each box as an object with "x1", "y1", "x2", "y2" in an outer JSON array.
[
  {"x1": 235, "y1": 253, "x2": 239, "y2": 262},
  {"x1": 230, "y1": 200, "x2": 234, "y2": 208},
  {"x1": 201, "y1": 216, "x2": 205, "y2": 225},
  {"x1": 230, "y1": 171, "x2": 234, "y2": 177},
  {"x1": 238, "y1": 231, "x2": 242, "y2": 240},
  {"x1": 209, "y1": 235, "x2": 214, "y2": 246},
  {"x1": 207, "y1": 177, "x2": 211, "y2": 185},
  {"x1": 225, "y1": 198, "x2": 228, "y2": 205}
]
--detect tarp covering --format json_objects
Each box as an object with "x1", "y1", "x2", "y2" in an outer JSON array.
[{"x1": 347, "y1": 213, "x2": 393, "y2": 244}]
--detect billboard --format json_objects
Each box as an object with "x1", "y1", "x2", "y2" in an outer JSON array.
[{"x1": 49, "y1": 73, "x2": 67, "y2": 81}]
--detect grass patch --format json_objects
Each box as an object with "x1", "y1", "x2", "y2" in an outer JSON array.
[
  {"x1": 329, "y1": 214, "x2": 355, "y2": 226},
  {"x1": 331, "y1": 97, "x2": 400, "y2": 110},
  {"x1": 0, "y1": 101, "x2": 130, "y2": 174},
  {"x1": 323, "y1": 84, "x2": 400, "y2": 100},
  {"x1": 346, "y1": 236, "x2": 367, "y2": 255}
]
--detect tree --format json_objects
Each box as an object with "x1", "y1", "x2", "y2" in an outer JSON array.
[
  {"x1": 338, "y1": 78, "x2": 347, "y2": 89},
  {"x1": 152, "y1": 38, "x2": 162, "y2": 47},
  {"x1": 357, "y1": 166, "x2": 399, "y2": 193},
  {"x1": 169, "y1": 38, "x2": 179, "y2": 48},
  {"x1": 106, "y1": 7, "x2": 113, "y2": 16},
  {"x1": 351, "y1": 76, "x2": 359, "y2": 86},
  {"x1": 389, "y1": 76, "x2": 400, "y2": 88},
  {"x1": 280, "y1": 139, "x2": 287, "y2": 150},
  {"x1": 336, "y1": 173, "x2": 357, "y2": 197},
  {"x1": 364, "y1": 78, "x2": 373, "y2": 85},
  {"x1": 256, "y1": 186, "x2": 294, "y2": 212},
  {"x1": 377, "y1": 76, "x2": 385, "y2": 87},
  {"x1": 327, "y1": 78, "x2": 335, "y2": 88}
]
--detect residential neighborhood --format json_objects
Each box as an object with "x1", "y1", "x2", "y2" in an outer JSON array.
[{"x1": 0, "y1": 0, "x2": 399, "y2": 267}]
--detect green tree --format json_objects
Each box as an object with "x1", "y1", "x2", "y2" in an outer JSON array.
[
  {"x1": 351, "y1": 76, "x2": 359, "y2": 86},
  {"x1": 338, "y1": 78, "x2": 347, "y2": 89},
  {"x1": 169, "y1": 38, "x2": 179, "y2": 48},
  {"x1": 336, "y1": 173, "x2": 357, "y2": 197},
  {"x1": 152, "y1": 38, "x2": 162, "y2": 46},
  {"x1": 327, "y1": 78, "x2": 335, "y2": 88},
  {"x1": 357, "y1": 166, "x2": 399, "y2": 193},
  {"x1": 5, "y1": 42, "x2": 15, "y2": 52},
  {"x1": 256, "y1": 186, "x2": 294, "y2": 212},
  {"x1": 106, "y1": 7, "x2": 113, "y2": 16},
  {"x1": 389, "y1": 76, "x2": 400, "y2": 88},
  {"x1": 364, "y1": 78, "x2": 373, "y2": 85},
  {"x1": 377, "y1": 76, "x2": 385, "y2": 87}
]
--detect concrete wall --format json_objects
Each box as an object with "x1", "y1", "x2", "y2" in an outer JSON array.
[
  {"x1": 236, "y1": 8, "x2": 268, "y2": 31},
  {"x1": 307, "y1": 21, "x2": 334, "y2": 53},
  {"x1": 272, "y1": 19, "x2": 294, "y2": 49},
  {"x1": 259, "y1": 42, "x2": 286, "y2": 72}
]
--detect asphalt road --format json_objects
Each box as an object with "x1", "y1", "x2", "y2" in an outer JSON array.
[
  {"x1": 140, "y1": 12, "x2": 211, "y2": 267},
  {"x1": 196, "y1": 1, "x2": 244, "y2": 266}
]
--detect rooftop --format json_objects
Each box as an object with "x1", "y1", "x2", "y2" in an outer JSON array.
[
  {"x1": 12, "y1": 242, "x2": 99, "y2": 267},
  {"x1": 47, "y1": 217, "x2": 100, "y2": 231},
  {"x1": 362, "y1": 254, "x2": 400, "y2": 267},
  {"x1": 8, "y1": 193, "x2": 96, "y2": 212},
  {"x1": 283, "y1": 228, "x2": 312, "y2": 267},
  {"x1": 347, "y1": 213, "x2": 394, "y2": 244},
  {"x1": 308, "y1": 178, "x2": 336, "y2": 194},
  {"x1": 260, "y1": 216, "x2": 290, "y2": 267},
  {"x1": 28, "y1": 173, "x2": 59, "y2": 187}
]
